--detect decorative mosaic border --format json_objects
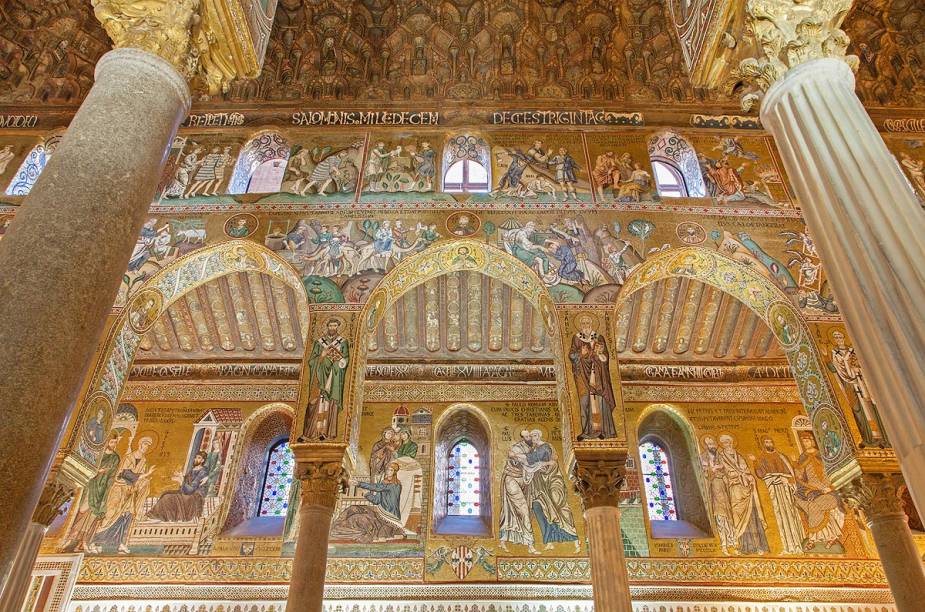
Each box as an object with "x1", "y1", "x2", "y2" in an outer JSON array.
[
  {"x1": 75, "y1": 557, "x2": 888, "y2": 588},
  {"x1": 121, "y1": 382, "x2": 299, "y2": 402},
  {"x1": 29, "y1": 554, "x2": 82, "y2": 612},
  {"x1": 622, "y1": 383, "x2": 801, "y2": 403}
]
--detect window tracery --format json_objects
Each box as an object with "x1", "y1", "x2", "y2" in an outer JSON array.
[
  {"x1": 259, "y1": 439, "x2": 294, "y2": 517},
  {"x1": 447, "y1": 440, "x2": 481, "y2": 516},
  {"x1": 639, "y1": 440, "x2": 677, "y2": 521},
  {"x1": 443, "y1": 135, "x2": 490, "y2": 193},
  {"x1": 5, "y1": 135, "x2": 61, "y2": 196}
]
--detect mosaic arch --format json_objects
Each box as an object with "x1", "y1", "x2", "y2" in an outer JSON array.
[
  {"x1": 67, "y1": 241, "x2": 309, "y2": 468},
  {"x1": 615, "y1": 247, "x2": 861, "y2": 486},
  {"x1": 323, "y1": 239, "x2": 571, "y2": 455}
]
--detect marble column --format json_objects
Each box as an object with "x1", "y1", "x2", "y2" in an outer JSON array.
[
  {"x1": 0, "y1": 482, "x2": 73, "y2": 610},
  {"x1": 286, "y1": 457, "x2": 347, "y2": 612},
  {"x1": 841, "y1": 473, "x2": 925, "y2": 612},
  {"x1": 745, "y1": 19, "x2": 925, "y2": 513},
  {"x1": 572, "y1": 452, "x2": 632, "y2": 612},
  {"x1": 0, "y1": 46, "x2": 190, "y2": 585}
]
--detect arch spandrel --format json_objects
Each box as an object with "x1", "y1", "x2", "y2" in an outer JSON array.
[
  {"x1": 65, "y1": 240, "x2": 310, "y2": 470},
  {"x1": 615, "y1": 246, "x2": 861, "y2": 488}
]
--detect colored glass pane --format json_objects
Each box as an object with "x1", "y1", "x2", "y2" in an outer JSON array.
[
  {"x1": 6, "y1": 145, "x2": 48, "y2": 196},
  {"x1": 259, "y1": 440, "x2": 294, "y2": 517},
  {"x1": 447, "y1": 440, "x2": 480, "y2": 516},
  {"x1": 640, "y1": 440, "x2": 677, "y2": 521}
]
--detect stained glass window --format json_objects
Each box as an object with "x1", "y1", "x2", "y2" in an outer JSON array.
[
  {"x1": 259, "y1": 439, "x2": 294, "y2": 517},
  {"x1": 640, "y1": 440, "x2": 677, "y2": 521},
  {"x1": 447, "y1": 440, "x2": 480, "y2": 516},
  {"x1": 5, "y1": 144, "x2": 48, "y2": 196}
]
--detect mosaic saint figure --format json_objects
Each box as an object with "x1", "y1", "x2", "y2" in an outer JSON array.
[
  {"x1": 62, "y1": 434, "x2": 122, "y2": 552},
  {"x1": 499, "y1": 430, "x2": 538, "y2": 554},
  {"x1": 716, "y1": 434, "x2": 769, "y2": 555},
  {"x1": 525, "y1": 430, "x2": 580, "y2": 552},
  {"x1": 828, "y1": 330, "x2": 889, "y2": 447},
  {"x1": 164, "y1": 145, "x2": 202, "y2": 198},
  {"x1": 699, "y1": 435, "x2": 737, "y2": 554},
  {"x1": 85, "y1": 407, "x2": 106, "y2": 445},
  {"x1": 147, "y1": 451, "x2": 209, "y2": 522},
  {"x1": 546, "y1": 147, "x2": 579, "y2": 201},
  {"x1": 303, "y1": 318, "x2": 349, "y2": 440},
  {"x1": 370, "y1": 428, "x2": 399, "y2": 482},
  {"x1": 412, "y1": 142, "x2": 436, "y2": 190},
  {"x1": 569, "y1": 315, "x2": 617, "y2": 440},
  {"x1": 753, "y1": 437, "x2": 804, "y2": 555},
  {"x1": 332, "y1": 462, "x2": 407, "y2": 543},
  {"x1": 793, "y1": 431, "x2": 845, "y2": 551},
  {"x1": 186, "y1": 146, "x2": 225, "y2": 197},
  {"x1": 91, "y1": 436, "x2": 155, "y2": 554}
]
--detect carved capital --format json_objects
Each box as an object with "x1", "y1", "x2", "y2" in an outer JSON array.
[
  {"x1": 32, "y1": 481, "x2": 75, "y2": 528},
  {"x1": 92, "y1": 0, "x2": 253, "y2": 94},
  {"x1": 571, "y1": 452, "x2": 628, "y2": 509},
  {"x1": 296, "y1": 460, "x2": 348, "y2": 510},
  {"x1": 839, "y1": 473, "x2": 905, "y2": 523},
  {"x1": 92, "y1": 0, "x2": 200, "y2": 76},
  {"x1": 732, "y1": 0, "x2": 859, "y2": 111}
]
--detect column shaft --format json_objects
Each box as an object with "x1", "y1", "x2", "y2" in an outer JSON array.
[
  {"x1": 572, "y1": 454, "x2": 632, "y2": 612},
  {"x1": 761, "y1": 58, "x2": 925, "y2": 513},
  {"x1": 585, "y1": 506, "x2": 632, "y2": 612},
  {"x1": 0, "y1": 523, "x2": 45, "y2": 612},
  {"x1": 867, "y1": 511, "x2": 925, "y2": 611},
  {"x1": 286, "y1": 458, "x2": 346, "y2": 612},
  {"x1": 0, "y1": 47, "x2": 190, "y2": 582}
]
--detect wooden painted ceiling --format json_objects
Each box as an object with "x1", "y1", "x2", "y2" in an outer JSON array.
[
  {"x1": 136, "y1": 271, "x2": 783, "y2": 365},
  {"x1": 0, "y1": 0, "x2": 921, "y2": 109}
]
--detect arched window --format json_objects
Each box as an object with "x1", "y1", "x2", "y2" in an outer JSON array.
[
  {"x1": 651, "y1": 160, "x2": 687, "y2": 198},
  {"x1": 639, "y1": 440, "x2": 676, "y2": 521},
  {"x1": 229, "y1": 132, "x2": 290, "y2": 194},
  {"x1": 259, "y1": 439, "x2": 295, "y2": 517},
  {"x1": 637, "y1": 407, "x2": 711, "y2": 539},
  {"x1": 5, "y1": 135, "x2": 61, "y2": 196},
  {"x1": 433, "y1": 405, "x2": 492, "y2": 535},
  {"x1": 444, "y1": 159, "x2": 489, "y2": 193},
  {"x1": 647, "y1": 131, "x2": 706, "y2": 198},
  {"x1": 443, "y1": 135, "x2": 491, "y2": 193},
  {"x1": 447, "y1": 440, "x2": 481, "y2": 516}
]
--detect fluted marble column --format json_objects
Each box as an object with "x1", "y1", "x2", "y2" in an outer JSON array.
[
  {"x1": 759, "y1": 56, "x2": 925, "y2": 514},
  {"x1": 0, "y1": 482, "x2": 73, "y2": 610},
  {"x1": 286, "y1": 457, "x2": 347, "y2": 612},
  {"x1": 841, "y1": 473, "x2": 925, "y2": 612},
  {"x1": 0, "y1": 47, "x2": 190, "y2": 587},
  {"x1": 572, "y1": 452, "x2": 632, "y2": 612}
]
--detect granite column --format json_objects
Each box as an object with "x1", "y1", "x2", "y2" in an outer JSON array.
[
  {"x1": 0, "y1": 482, "x2": 73, "y2": 611},
  {"x1": 286, "y1": 453, "x2": 347, "y2": 612},
  {"x1": 842, "y1": 473, "x2": 925, "y2": 611},
  {"x1": 0, "y1": 47, "x2": 190, "y2": 587},
  {"x1": 573, "y1": 452, "x2": 632, "y2": 612}
]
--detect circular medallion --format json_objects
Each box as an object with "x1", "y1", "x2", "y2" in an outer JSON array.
[
  {"x1": 667, "y1": 249, "x2": 715, "y2": 278},
  {"x1": 223, "y1": 241, "x2": 266, "y2": 272},
  {"x1": 812, "y1": 404, "x2": 848, "y2": 463},
  {"x1": 127, "y1": 287, "x2": 164, "y2": 334},
  {"x1": 80, "y1": 393, "x2": 113, "y2": 451},
  {"x1": 766, "y1": 301, "x2": 802, "y2": 350},
  {"x1": 441, "y1": 242, "x2": 486, "y2": 271},
  {"x1": 445, "y1": 211, "x2": 481, "y2": 237},
  {"x1": 676, "y1": 221, "x2": 706, "y2": 245},
  {"x1": 223, "y1": 213, "x2": 259, "y2": 239}
]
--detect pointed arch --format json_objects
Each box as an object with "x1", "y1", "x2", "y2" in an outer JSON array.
[
  {"x1": 647, "y1": 131, "x2": 707, "y2": 198},
  {"x1": 66, "y1": 241, "x2": 309, "y2": 469},
  {"x1": 228, "y1": 130, "x2": 291, "y2": 194},
  {"x1": 616, "y1": 247, "x2": 860, "y2": 487},
  {"x1": 310, "y1": 239, "x2": 569, "y2": 458}
]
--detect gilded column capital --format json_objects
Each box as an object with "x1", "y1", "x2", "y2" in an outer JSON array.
[
  {"x1": 296, "y1": 460, "x2": 349, "y2": 509},
  {"x1": 91, "y1": 0, "x2": 200, "y2": 77},
  {"x1": 91, "y1": 0, "x2": 248, "y2": 94},
  {"x1": 31, "y1": 481, "x2": 74, "y2": 528},
  {"x1": 732, "y1": 0, "x2": 859, "y2": 111},
  {"x1": 571, "y1": 451, "x2": 628, "y2": 509},
  {"x1": 839, "y1": 473, "x2": 906, "y2": 522}
]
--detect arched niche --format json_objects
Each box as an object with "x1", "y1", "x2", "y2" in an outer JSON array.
[
  {"x1": 636, "y1": 404, "x2": 711, "y2": 538},
  {"x1": 442, "y1": 134, "x2": 491, "y2": 193},
  {"x1": 432, "y1": 403, "x2": 493, "y2": 536},
  {"x1": 615, "y1": 247, "x2": 860, "y2": 488},
  {"x1": 218, "y1": 403, "x2": 295, "y2": 537},
  {"x1": 65, "y1": 240, "x2": 309, "y2": 470}
]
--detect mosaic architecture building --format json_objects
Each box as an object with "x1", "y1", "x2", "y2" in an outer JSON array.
[{"x1": 0, "y1": 0, "x2": 924, "y2": 610}]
